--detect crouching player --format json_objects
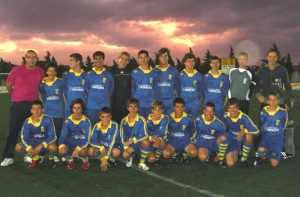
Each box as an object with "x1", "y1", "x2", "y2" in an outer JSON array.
[
  {"x1": 195, "y1": 102, "x2": 228, "y2": 167},
  {"x1": 58, "y1": 98, "x2": 92, "y2": 170},
  {"x1": 163, "y1": 97, "x2": 197, "y2": 163},
  {"x1": 254, "y1": 92, "x2": 288, "y2": 167},
  {"x1": 15, "y1": 100, "x2": 57, "y2": 169},
  {"x1": 120, "y1": 98, "x2": 150, "y2": 171},
  {"x1": 88, "y1": 107, "x2": 121, "y2": 171},
  {"x1": 147, "y1": 100, "x2": 169, "y2": 166},
  {"x1": 224, "y1": 98, "x2": 259, "y2": 168}
]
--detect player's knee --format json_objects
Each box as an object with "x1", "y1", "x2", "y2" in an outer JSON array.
[
  {"x1": 122, "y1": 150, "x2": 130, "y2": 159},
  {"x1": 48, "y1": 143, "x2": 57, "y2": 153},
  {"x1": 160, "y1": 141, "x2": 166, "y2": 148},
  {"x1": 88, "y1": 147, "x2": 95, "y2": 157},
  {"x1": 112, "y1": 148, "x2": 121, "y2": 158},
  {"x1": 147, "y1": 155, "x2": 156, "y2": 163},
  {"x1": 219, "y1": 135, "x2": 227, "y2": 142},
  {"x1": 163, "y1": 150, "x2": 171, "y2": 159},
  {"x1": 198, "y1": 153, "x2": 208, "y2": 161},
  {"x1": 245, "y1": 133, "x2": 253, "y2": 144},
  {"x1": 59, "y1": 147, "x2": 67, "y2": 155},
  {"x1": 226, "y1": 160, "x2": 235, "y2": 168},
  {"x1": 141, "y1": 139, "x2": 150, "y2": 148},
  {"x1": 270, "y1": 160, "x2": 279, "y2": 167},
  {"x1": 189, "y1": 148, "x2": 198, "y2": 158},
  {"x1": 15, "y1": 143, "x2": 23, "y2": 153},
  {"x1": 79, "y1": 148, "x2": 87, "y2": 156}
]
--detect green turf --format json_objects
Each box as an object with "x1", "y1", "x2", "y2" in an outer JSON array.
[{"x1": 0, "y1": 93, "x2": 299, "y2": 197}]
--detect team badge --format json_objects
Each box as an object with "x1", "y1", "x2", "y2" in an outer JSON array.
[
  {"x1": 82, "y1": 79, "x2": 85, "y2": 85},
  {"x1": 55, "y1": 89, "x2": 59, "y2": 94},
  {"x1": 211, "y1": 130, "x2": 215, "y2": 135},
  {"x1": 82, "y1": 129, "x2": 85, "y2": 133},
  {"x1": 150, "y1": 78, "x2": 153, "y2": 83},
  {"x1": 276, "y1": 120, "x2": 280, "y2": 126},
  {"x1": 103, "y1": 77, "x2": 107, "y2": 83},
  {"x1": 193, "y1": 80, "x2": 197, "y2": 86},
  {"x1": 182, "y1": 125, "x2": 186, "y2": 130},
  {"x1": 168, "y1": 74, "x2": 172, "y2": 80},
  {"x1": 108, "y1": 135, "x2": 111, "y2": 140},
  {"x1": 220, "y1": 81, "x2": 223, "y2": 87},
  {"x1": 240, "y1": 125, "x2": 244, "y2": 130},
  {"x1": 41, "y1": 127, "x2": 45, "y2": 132}
]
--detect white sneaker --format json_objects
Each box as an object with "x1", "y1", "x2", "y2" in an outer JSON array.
[
  {"x1": 126, "y1": 157, "x2": 133, "y2": 167},
  {"x1": 138, "y1": 163, "x2": 149, "y2": 171},
  {"x1": 1, "y1": 158, "x2": 14, "y2": 167},
  {"x1": 24, "y1": 156, "x2": 32, "y2": 163},
  {"x1": 39, "y1": 156, "x2": 45, "y2": 164},
  {"x1": 53, "y1": 156, "x2": 60, "y2": 163},
  {"x1": 62, "y1": 157, "x2": 67, "y2": 162}
]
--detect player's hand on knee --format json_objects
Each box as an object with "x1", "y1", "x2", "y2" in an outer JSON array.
[
  {"x1": 72, "y1": 149, "x2": 79, "y2": 158},
  {"x1": 101, "y1": 158, "x2": 110, "y2": 171}
]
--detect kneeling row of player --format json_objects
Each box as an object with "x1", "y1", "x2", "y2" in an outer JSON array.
[{"x1": 16, "y1": 92, "x2": 287, "y2": 171}]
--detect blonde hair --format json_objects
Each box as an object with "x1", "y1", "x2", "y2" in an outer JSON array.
[
  {"x1": 118, "y1": 51, "x2": 131, "y2": 60},
  {"x1": 238, "y1": 51, "x2": 249, "y2": 59}
]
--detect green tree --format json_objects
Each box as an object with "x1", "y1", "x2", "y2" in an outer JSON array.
[
  {"x1": 229, "y1": 45, "x2": 235, "y2": 59},
  {"x1": 44, "y1": 51, "x2": 51, "y2": 62},
  {"x1": 285, "y1": 53, "x2": 293, "y2": 80},
  {"x1": 84, "y1": 55, "x2": 92, "y2": 72}
]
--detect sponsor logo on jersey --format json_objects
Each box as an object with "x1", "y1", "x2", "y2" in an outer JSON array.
[
  {"x1": 46, "y1": 96, "x2": 60, "y2": 100},
  {"x1": 138, "y1": 84, "x2": 153, "y2": 89},
  {"x1": 91, "y1": 84, "x2": 104, "y2": 90},
  {"x1": 182, "y1": 87, "x2": 196, "y2": 92},
  {"x1": 69, "y1": 86, "x2": 84, "y2": 92},
  {"x1": 74, "y1": 135, "x2": 86, "y2": 140},
  {"x1": 265, "y1": 127, "x2": 280, "y2": 132},
  {"x1": 157, "y1": 82, "x2": 171, "y2": 87},
  {"x1": 33, "y1": 134, "x2": 45, "y2": 138},
  {"x1": 207, "y1": 88, "x2": 221, "y2": 93}
]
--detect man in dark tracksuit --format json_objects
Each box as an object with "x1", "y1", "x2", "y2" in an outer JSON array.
[{"x1": 254, "y1": 49, "x2": 295, "y2": 152}]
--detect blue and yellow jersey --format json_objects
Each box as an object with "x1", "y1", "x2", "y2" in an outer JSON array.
[
  {"x1": 195, "y1": 114, "x2": 226, "y2": 141},
  {"x1": 176, "y1": 69, "x2": 203, "y2": 103},
  {"x1": 224, "y1": 111, "x2": 259, "y2": 136},
  {"x1": 120, "y1": 114, "x2": 148, "y2": 146},
  {"x1": 154, "y1": 65, "x2": 178, "y2": 100},
  {"x1": 90, "y1": 120, "x2": 118, "y2": 158},
  {"x1": 260, "y1": 106, "x2": 288, "y2": 137},
  {"x1": 21, "y1": 115, "x2": 57, "y2": 150},
  {"x1": 168, "y1": 112, "x2": 197, "y2": 143},
  {"x1": 39, "y1": 77, "x2": 64, "y2": 118},
  {"x1": 58, "y1": 115, "x2": 91, "y2": 150},
  {"x1": 84, "y1": 68, "x2": 114, "y2": 110},
  {"x1": 203, "y1": 70, "x2": 230, "y2": 106},
  {"x1": 62, "y1": 69, "x2": 87, "y2": 110},
  {"x1": 147, "y1": 114, "x2": 169, "y2": 141},
  {"x1": 131, "y1": 67, "x2": 157, "y2": 108}
]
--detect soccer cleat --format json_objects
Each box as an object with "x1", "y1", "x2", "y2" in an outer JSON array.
[
  {"x1": 181, "y1": 157, "x2": 189, "y2": 164},
  {"x1": 82, "y1": 161, "x2": 90, "y2": 170},
  {"x1": 108, "y1": 159, "x2": 117, "y2": 167},
  {"x1": 170, "y1": 156, "x2": 177, "y2": 164},
  {"x1": 24, "y1": 156, "x2": 32, "y2": 163},
  {"x1": 39, "y1": 156, "x2": 45, "y2": 164},
  {"x1": 67, "y1": 160, "x2": 75, "y2": 169},
  {"x1": 53, "y1": 156, "x2": 60, "y2": 163},
  {"x1": 217, "y1": 160, "x2": 227, "y2": 168},
  {"x1": 286, "y1": 154, "x2": 294, "y2": 159},
  {"x1": 49, "y1": 159, "x2": 56, "y2": 168},
  {"x1": 138, "y1": 163, "x2": 149, "y2": 171},
  {"x1": 280, "y1": 152, "x2": 288, "y2": 160},
  {"x1": 254, "y1": 157, "x2": 263, "y2": 167},
  {"x1": 62, "y1": 157, "x2": 67, "y2": 162},
  {"x1": 29, "y1": 158, "x2": 41, "y2": 170},
  {"x1": 154, "y1": 160, "x2": 160, "y2": 167},
  {"x1": 241, "y1": 160, "x2": 249, "y2": 168},
  {"x1": 126, "y1": 157, "x2": 133, "y2": 167},
  {"x1": 1, "y1": 158, "x2": 14, "y2": 167}
]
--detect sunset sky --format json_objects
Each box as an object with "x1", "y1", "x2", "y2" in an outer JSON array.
[{"x1": 0, "y1": 0, "x2": 299, "y2": 66}]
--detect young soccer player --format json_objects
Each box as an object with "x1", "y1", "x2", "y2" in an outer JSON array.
[
  {"x1": 15, "y1": 100, "x2": 57, "y2": 169},
  {"x1": 58, "y1": 98, "x2": 91, "y2": 170},
  {"x1": 39, "y1": 62, "x2": 64, "y2": 139},
  {"x1": 62, "y1": 53, "x2": 87, "y2": 118},
  {"x1": 120, "y1": 98, "x2": 150, "y2": 171},
  {"x1": 85, "y1": 51, "x2": 114, "y2": 126},
  {"x1": 254, "y1": 92, "x2": 288, "y2": 167},
  {"x1": 88, "y1": 107, "x2": 121, "y2": 171},
  {"x1": 203, "y1": 56, "x2": 230, "y2": 120},
  {"x1": 154, "y1": 48, "x2": 178, "y2": 115},
  {"x1": 195, "y1": 102, "x2": 228, "y2": 167},
  {"x1": 131, "y1": 50, "x2": 157, "y2": 118},
  {"x1": 146, "y1": 100, "x2": 169, "y2": 166},
  {"x1": 163, "y1": 97, "x2": 197, "y2": 163},
  {"x1": 177, "y1": 53, "x2": 203, "y2": 118},
  {"x1": 223, "y1": 98, "x2": 259, "y2": 168}
]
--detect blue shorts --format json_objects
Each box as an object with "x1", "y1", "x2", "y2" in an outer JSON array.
[
  {"x1": 259, "y1": 135, "x2": 284, "y2": 161},
  {"x1": 167, "y1": 139, "x2": 191, "y2": 152},
  {"x1": 22, "y1": 142, "x2": 47, "y2": 155},
  {"x1": 226, "y1": 134, "x2": 242, "y2": 154},
  {"x1": 196, "y1": 138, "x2": 218, "y2": 155},
  {"x1": 86, "y1": 109, "x2": 100, "y2": 126},
  {"x1": 122, "y1": 142, "x2": 141, "y2": 154}
]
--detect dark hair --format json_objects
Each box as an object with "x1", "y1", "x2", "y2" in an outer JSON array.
[
  {"x1": 100, "y1": 107, "x2": 111, "y2": 115},
  {"x1": 25, "y1": 50, "x2": 37, "y2": 57},
  {"x1": 173, "y1": 97, "x2": 185, "y2": 107},
  {"x1": 32, "y1": 100, "x2": 43, "y2": 108},
  {"x1": 157, "y1": 48, "x2": 170, "y2": 57},
  {"x1": 93, "y1": 51, "x2": 105, "y2": 59},
  {"x1": 69, "y1": 53, "x2": 83, "y2": 64},
  {"x1": 127, "y1": 98, "x2": 140, "y2": 108},
  {"x1": 226, "y1": 98, "x2": 239, "y2": 108},
  {"x1": 138, "y1": 50, "x2": 149, "y2": 57},
  {"x1": 267, "y1": 49, "x2": 279, "y2": 57},
  {"x1": 182, "y1": 52, "x2": 196, "y2": 63},
  {"x1": 209, "y1": 56, "x2": 220, "y2": 63},
  {"x1": 267, "y1": 91, "x2": 279, "y2": 100},
  {"x1": 204, "y1": 102, "x2": 215, "y2": 111},
  {"x1": 70, "y1": 98, "x2": 86, "y2": 114},
  {"x1": 45, "y1": 62, "x2": 57, "y2": 73}
]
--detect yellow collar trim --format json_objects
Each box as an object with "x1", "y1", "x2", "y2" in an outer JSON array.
[
  {"x1": 170, "y1": 112, "x2": 187, "y2": 122},
  {"x1": 208, "y1": 70, "x2": 222, "y2": 78},
  {"x1": 264, "y1": 106, "x2": 280, "y2": 116},
  {"x1": 139, "y1": 66, "x2": 152, "y2": 74},
  {"x1": 148, "y1": 114, "x2": 165, "y2": 125},
  {"x1": 97, "y1": 120, "x2": 112, "y2": 133},
  {"x1": 43, "y1": 76, "x2": 58, "y2": 86},
  {"x1": 184, "y1": 69, "x2": 197, "y2": 77},
  {"x1": 229, "y1": 110, "x2": 243, "y2": 122},
  {"x1": 69, "y1": 69, "x2": 84, "y2": 76},
  {"x1": 126, "y1": 114, "x2": 140, "y2": 127},
  {"x1": 28, "y1": 115, "x2": 44, "y2": 127},
  {"x1": 202, "y1": 114, "x2": 216, "y2": 125},
  {"x1": 155, "y1": 65, "x2": 170, "y2": 72},
  {"x1": 68, "y1": 115, "x2": 87, "y2": 125},
  {"x1": 92, "y1": 67, "x2": 106, "y2": 74}
]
